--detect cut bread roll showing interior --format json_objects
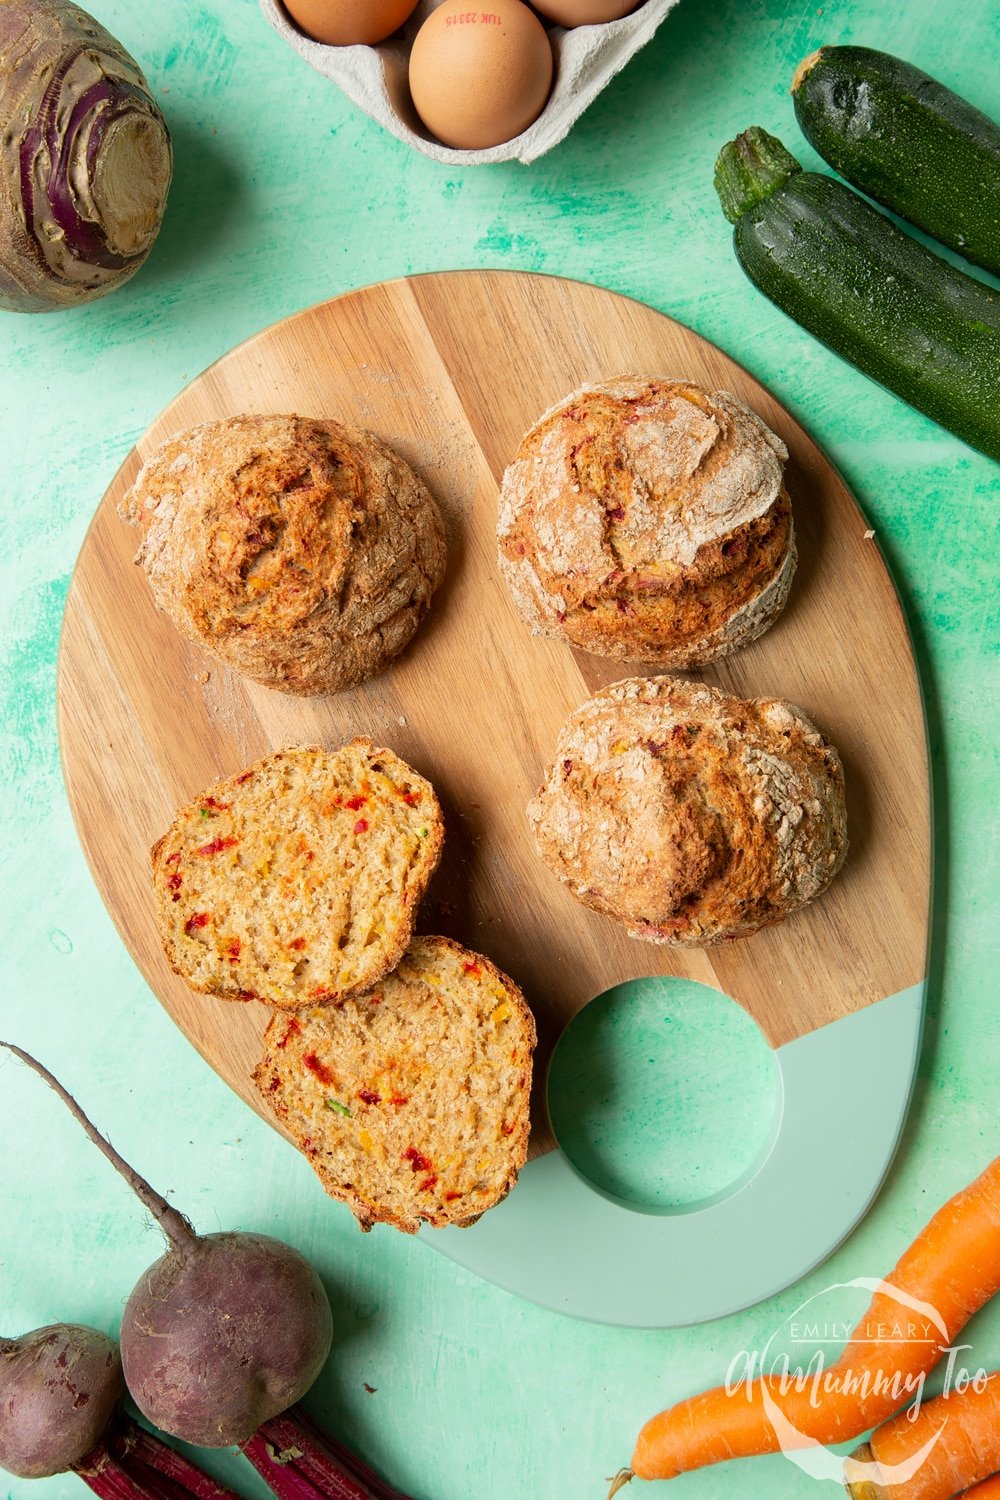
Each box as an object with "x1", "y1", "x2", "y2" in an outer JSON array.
[
  {"x1": 254, "y1": 936, "x2": 536, "y2": 1233},
  {"x1": 498, "y1": 377, "x2": 795, "y2": 667},
  {"x1": 152, "y1": 742, "x2": 443, "y2": 1009}
]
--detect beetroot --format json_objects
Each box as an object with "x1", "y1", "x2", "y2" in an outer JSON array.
[
  {"x1": 0, "y1": 1324, "x2": 122, "y2": 1478},
  {"x1": 122, "y1": 1231, "x2": 332, "y2": 1446},
  {"x1": 77, "y1": 1415, "x2": 244, "y2": 1497},
  {"x1": 1, "y1": 1042, "x2": 332, "y2": 1449},
  {"x1": 2, "y1": 1045, "x2": 415, "y2": 1498},
  {"x1": 242, "y1": 1405, "x2": 413, "y2": 1499},
  {"x1": 0, "y1": 1325, "x2": 241, "y2": 1497}
]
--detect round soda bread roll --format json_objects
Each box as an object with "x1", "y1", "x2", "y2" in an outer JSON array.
[
  {"x1": 119, "y1": 414, "x2": 446, "y2": 695},
  {"x1": 254, "y1": 936, "x2": 536, "y2": 1233},
  {"x1": 528, "y1": 677, "x2": 847, "y2": 946},
  {"x1": 497, "y1": 377, "x2": 795, "y2": 667},
  {"x1": 152, "y1": 742, "x2": 444, "y2": 1008}
]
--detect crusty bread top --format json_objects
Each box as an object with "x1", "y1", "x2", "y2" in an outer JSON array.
[
  {"x1": 152, "y1": 742, "x2": 444, "y2": 1008},
  {"x1": 120, "y1": 414, "x2": 446, "y2": 696},
  {"x1": 254, "y1": 936, "x2": 536, "y2": 1233},
  {"x1": 497, "y1": 377, "x2": 794, "y2": 667},
  {"x1": 529, "y1": 677, "x2": 847, "y2": 946}
]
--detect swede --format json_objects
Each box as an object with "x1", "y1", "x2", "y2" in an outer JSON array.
[
  {"x1": 1, "y1": 1043, "x2": 334, "y2": 1449},
  {"x1": 0, "y1": 0, "x2": 172, "y2": 311}
]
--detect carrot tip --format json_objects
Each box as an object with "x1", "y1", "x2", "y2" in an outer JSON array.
[{"x1": 607, "y1": 1470, "x2": 634, "y2": 1498}]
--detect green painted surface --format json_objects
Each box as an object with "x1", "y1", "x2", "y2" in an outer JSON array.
[
  {"x1": 548, "y1": 979, "x2": 779, "y2": 1210},
  {"x1": 0, "y1": 0, "x2": 997, "y2": 1495}
]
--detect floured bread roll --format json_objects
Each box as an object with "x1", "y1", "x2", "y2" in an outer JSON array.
[
  {"x1": 529, "y1": 676, "x2": 847, "y2": 946},
  {"x1": 120, "y1": 414, "x2": 446, "y2": 695},
  {"x1": 498, "y1": 377, "x2": 795, "y2": 667}
]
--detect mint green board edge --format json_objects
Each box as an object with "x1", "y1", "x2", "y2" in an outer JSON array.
[{"x1": 425, "y1": 985, "x2": 926, "y2": 1327}]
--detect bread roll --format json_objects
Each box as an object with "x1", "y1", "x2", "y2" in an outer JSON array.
[
  {"x1": 498, "y1": 377, "x2": 795, "y2": 667},
  {"x1": 120, "y1": 414, "x2": 446, "y2": 695},
  {"x1": 529, "y1": 676, "x2": 847, "y2": 945}
]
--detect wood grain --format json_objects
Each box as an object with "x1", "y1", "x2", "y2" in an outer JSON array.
[{"x1": 57, "y1": 271, "x2": 930, "y2": 1156}]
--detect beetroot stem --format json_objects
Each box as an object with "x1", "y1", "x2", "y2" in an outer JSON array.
[
  {"x1": 243, "y1": 1406, "x2": 413, "y2": 1500},
  {"x1": 0, "y1": 1042, "x2": 197, "y2": 1255},
  {"x1": 75, "y1": 1414, "x2": 243, "y2": 1498},
  {"x1": 241, "y1": 1428, "x2": 362, "y2": 1500}
]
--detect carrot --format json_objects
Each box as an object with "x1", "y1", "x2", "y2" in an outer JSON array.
[
  {"x1": 843, "y1": 1373, "x2": 1000, "y2": 1499},
  {"x1": 959, "y1": 1478, "x2": 1000, "y2": 1497},
  {"x1": 614, "y1": 1155, "x2": 1000, "y2": 1489}
]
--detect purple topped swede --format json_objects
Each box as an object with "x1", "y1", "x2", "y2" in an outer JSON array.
[{"x1": 0, "y1": 0, "x2": 172, "y2": 311}]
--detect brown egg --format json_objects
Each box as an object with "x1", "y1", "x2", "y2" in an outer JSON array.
[
  {"x1": 282, "y1": 0, "x2": 420, "y2": 46},
  {"x1": 408, "y1": 0, "x2": 554, "y2": 150},
  {"x1": 532, "y1": 0, "x2": 639, "y2": 22}
]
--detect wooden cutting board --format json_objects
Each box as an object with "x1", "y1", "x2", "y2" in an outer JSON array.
[{"x1": 58, "y1": 273, "x2": 930, "y2": 1324}]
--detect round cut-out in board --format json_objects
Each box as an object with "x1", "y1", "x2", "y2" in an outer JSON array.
[
  {"x1": 58, "y1": 272, "x2": 930, "y2": 1326},
  {"x1": 547, "y1": 978, "x2": 781, "y2": 1214}
]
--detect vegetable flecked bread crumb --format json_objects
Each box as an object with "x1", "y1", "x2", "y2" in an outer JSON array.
[
  {"x1": 497, "y1": 377, "x2": 795, "y2": 668},
  {"x1": 254, "y1": 935, "x2": 536, "y2": 1233},
  {"x1": 530, "y1": 676, "x2": 847, "y2": 945},
  {"x1": 119, "y1": 414, "x2": 446, "y2": 696},
  {"x1": 152, "y1": 742, "x2": 444, "y2": 1009}
]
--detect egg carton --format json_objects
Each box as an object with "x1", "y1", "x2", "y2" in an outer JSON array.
[{"x1": 260, "y1": 0, "x2": 682, "y2": 165}]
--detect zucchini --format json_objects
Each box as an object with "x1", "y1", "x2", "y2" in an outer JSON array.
[
  {"x1": 792, "y1": 45, "x2": 1000, "y2": 279},
  {"x1": 714, "y1": 128, "x2": 1000, "y2": 462}
]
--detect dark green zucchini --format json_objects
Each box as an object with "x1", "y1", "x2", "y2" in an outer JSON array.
[
  {"x1": 714, "y1": 128, "x2": 1000, "y2": 462},
  {"x1": 792, "y1": 45, "x2": 1000, "y2": 278}
]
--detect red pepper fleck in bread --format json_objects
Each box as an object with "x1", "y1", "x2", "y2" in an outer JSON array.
[
  {"x1": 254, "y1": 936, "x2": 536, "y2": 1233},
  {"x1": 498, "y1": 377, "x2": 795, "y2": 667},
  {"x1": 152, "y1": 742, "x2": 444, "y2": 1009},
  {"x1": 529, "y1": 676, "x2": 847, "y2": 946},
  {"x1": 119, "y1": 414, "x2": 446, "y2": 696}
]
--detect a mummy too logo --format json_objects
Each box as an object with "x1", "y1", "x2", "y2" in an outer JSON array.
[{"x1": 726, "y1": 1279, "x2": 990, "y2": 1487}]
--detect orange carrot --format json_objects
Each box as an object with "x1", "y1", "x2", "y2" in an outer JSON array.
[
  {"x1": 616, "y1": 1155, "x2": 1000, "y2": 1488},
  {"x1": 959, "y1": 1477, "x2": 1000, "y2": 1497},
  {"x1": 843, "y1": 1373, "x2": 1000, "y2": 1499}
]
